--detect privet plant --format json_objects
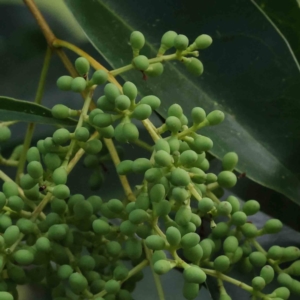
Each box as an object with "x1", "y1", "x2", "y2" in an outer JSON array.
[{"x1": 0, "y1": 4, "x2": 299, "y2": 300}]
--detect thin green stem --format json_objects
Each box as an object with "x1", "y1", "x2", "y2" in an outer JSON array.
[
  {"x1": 110, "y1": 53, "x2": 177, "y2": 76},
  {"x1": 206, "y1": 190, "x2": 221, "y2": 204},
  {"x1": 251, "y1": 239, "x2": 283, "y2": 273},
  {"x1": 94, "y1": 259, "x2": 149, "y2": 298},
  {"x1": 143, "y1": 242, "x2": 165, "y2": 300},
  {"x1": 0, "y1": 157, "x2": 19, "y2": 167},
  {"x1": 62, "y1": 86, "x2": 95, "y2": 167},
  {"x1": 15, "y1": 47, "x2": 52, "y2": 184},
  {"x1": 132, "y1": 139, "x2": 153, "y2": 152},
  {"x1": 0, "y1": 121, "x2": 19, "y2": 127}
]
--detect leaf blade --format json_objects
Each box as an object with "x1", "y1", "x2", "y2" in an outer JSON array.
[{"x1": 0, "y1": 96, "x2": 76, "y2": 126}]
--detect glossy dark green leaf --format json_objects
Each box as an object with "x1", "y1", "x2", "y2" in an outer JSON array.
[
  {"x1": 0, "y1": 96, "x2": 76, "y2": 126},
  {"x1": 65, "y1": 0, "x2": 300, "y2": 204}
]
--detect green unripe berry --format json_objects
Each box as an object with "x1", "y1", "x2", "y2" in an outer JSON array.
[
  {"x1": 123, "y1": 122, "x2": 139, "y2": 142},
  {"x1": 170, "y1": 168, "x2": 190, "y2": 186},
  {"x1": 7, "y1": 195, "x2": 24, "y2": 212},
  {"x1": 91, "y1": 70, "x2": 108, "y2": 85},
  {"x1": 0, "y1": 193, "x2": 6, "y2": 210},
  {"x1": 92, "y1": 113, "x2": 113, "y2": 128},
  {"x1": 153, "y1": 260, "x2": 172, "y2": 275},
  {"x1": 93, "y1": 219, "x2": 110, "y2": 235},
  {"x1": 190, "y1": 213, "x2": 201, "y2": 227},
  {"x1": 181, "y1": 233, "x2": 200, "y2": 249},
  {"x1": 252, "y1": 276, "x2": 265, "y2": 290},
  {"x1": 0, "y1": 292, "x2": 13, "y2": 300},
  {"x1": 115, "y1": 95, "x2": 131, "y2": 111},
  {"x1": 174, "y1": 34, "x2": 189, "y2": 50},
  {"x1": 105, "y1": 279, "x2": 120, "y2": 294},
  {"x1": 214, "y1": 255, "x2": 230, "y2": 272},
  {"x1": 249, "y1": 251, "x2": 267, "y2": 267},
  {"x1": 132, "y1": 104, "x2": 152, "y2": 120},
  {"x1": 0, "y1": 126, "x2": 11, "y2": 143},
  {"x1": 58, "y1": 264, "x2": 73, "y2": 280},
  {"x1": 198, "y1": 197, "x2": 214, "y2": 214},
  {"x1": 51, "y1": 104, "x2": 71, "y2": 119},
  {"x1": 69, "y1": 273, "x2": 88, "y2": 294},
  {"x1": 260, "y1": 265, "x2": 274, "y2": 284},
  {"x1": 281, "y1": 246, "x2": 300, "y2": 262},
  {"x1": 3, "y1": 225, "x2": 20, "y2": 246},
  {"x1": 217, "y1": 171, "x2": 237, "y2": 188},
  {"x1": 223, "y1": 236, "x2": 239, "y2": 253},
  {"x1": 117, "y1": 160, "x2": 133, "y2": 175},
  {"x1": 193, "y1": 135, "x2": 213, "y2": 152},
  {"x1": 184, "y1": 57, "x2": 204, "y2": 76},
  {"x1": 183, "y1": 244, "x2": 203, "y2": 264},
  {"x1": 263, "y1": 219, "x2": 283, "y2": 234},
  {"x1": 154, "y1": 200, "x2": 171, "y2": 216},
  {"x1": 106, "y1": 241, "x2": 122, "y2": 257},
  {"x1": 132, "y1": 55, "x2": 149, "y2": 71},
  {"x1": 97, "y1": 125, "x2": 115, "y2": 138},
  {"x1": 71, "y1": 77, "x2": 87, "y2": 93},
  {"x1": 104, "y1": 83, "x2": 121, "y2": 103},
  {"x1": 2, "y1": 181, "x2": 18, "y2": 198},
  {"x1": 140, "y1": 95, "x2": 161, "y2": 110},
  {"x1": 130, "y1": 31, "x2": 145, "y2": 51},
  {"x1": 123, "y1": 81, "x2": 137, "y2": 101},
  {"x1": 168, "y1": 104, "x2": 183, "y2": 118},
  {"x1": 175, "y1": 206, "x2": 192, "y2": 226},
  {"x1": 84, "y1": 139, "x2": 103, "y2": 154},
  {"x1": 43, "y1": 153, "x2": 61, "y2": 171},
  {"x1": 120, "y1": 220, "x2": 136, "y2": 236},
  {"x1": 51, "y1": 198, "x2": 67, "y2": 215},
  {"x1": 226, "y1": 196, "x2": 240, "y2": 213},
  {"x1": 27, "y1": 161, "x2": 43, "y2": 179},
  {"x1": 52, "y1": 167, "x2": 68, "y2": 185},
  {"x1": 191, "y1": 107, "x2": 206, "y2": 124},
  {"x1": 222, "y1": 152, "x2": 238, "y2": 171},
  {"x1": 78, "y1": 255, "x2": 96, "y2": 271},
  {"x1": 212, "y1": 222, "x2": 230, "y2": 239},
  {"x1": 75, "y1": 57, "x2": 90, "y2": 75},
  {"x1": 183, "y1": 266, "x2": 207, "y2": 284},
  {"x1": 35, "y1": 237, "x2": 51, "y2": 252},
  {"x1": 145, "y1": 63, "x2": 164, "y2": 77},
  {"x1": 231, "y1": 211, "x2": 247, "y2": 226},
  {"x1": 217, "y1": 202, "x2": 232, "y2": 216},
  {"x1": 107, "y1": 199, "x2": 124, "y2": 214},
  {"x1": 97, "y1": 95, "x2": 115, "y2": 111},
  {"x1": 26, "y1": 147, "x2": 40, "y2": 162},
  {"x1": 13, "y1": 249, "x2": 34, "y2": 265},
  {"x1": 56, "y1": 75, "x2": 73, "y2": 91},
  {"x1": 0, "y1": 215, "x2": 12, "y2": 233},
  {"x1": 172, "y1": 187, "x2": 188, "y2": 203},
  {"x1": 166, "y1": 226, "x2": 181, "y2": 247},
  {"x1": 207, "y1": 110, "x2": 225, "y2": 125},
  {"x1": 195, "y1": 34, "x2": 213, "y2": 49},
  {"x1": 273, "y1": 287, "x2": 290, "y2": 300},
  {"x1": 240, "y1": 223, "x2": 258, "y2": 238},
  {"x1": 48, "y1": 224, "x2": 67, "y2": 241},
  {"x1": 182, "y1": 282, "x2": 199, "y2": 300},
  {"x1": 200, "y1": 239, "x2": 213, "y2": 260},
  {"x1": 277, "y1": 273, "x2": 293, "y2": 288},
  {"x1": 74, "y1": 200, "x2": 93, "y2": 220},
  {"x1": 52, "y1": 128, "x2": 70, "y2": 145},
  {"x1": 149, "y1": 184, "x2": 165, "y2": 203},
  {"x1": 155, "y1": 139, "x2": 170, "y2": 153},
  {"x1": 16, "y1": 218, "x2": 34, "y2": 234},
  {"x1": 145, "y1": 235, "x2": 166, "y2": 250},
  {"x1": 160, "y1": 31, "x2": 177, "y2": 51},
  {"x1": 144, "y1": 167, "x2": 163, "y2": 182},
  {"x1": 125, "y1": 238, "x2": 142, "y2": 260},
  {"x1": 154, "y1": 150, "x2": 173, "y2": 167},
  {"x1": 114, "y1": 265, "x2": 129, "y2": 281},
  {"x1": 243, "y1": 200, "x2": 260, "y2": 216},
  {"x1": 165, "y1": 116, "x2": 182, "y2": 132},
  {"x1": 135, "y1": 192, "x2": 150, "y2": 211},
  {"x1": 129, "y1": 209, "x2": 150, "y2": 224},
  {"x1": 268, "y1": 245, "x2": 283, "y2": 260},
  {"x1": 180, "y1": 150, "x2": 198, "y2": 167},
  {"x1": 52, "y1": 184, "x2": 70, "y2": 199}
]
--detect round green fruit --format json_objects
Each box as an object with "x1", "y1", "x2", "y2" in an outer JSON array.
[
  {"x1": 75, "y1": 57, "x2": 90, "y2": 75},
  {"x1": 132, "y1": 55, "x2": 149, "y2": 71}
]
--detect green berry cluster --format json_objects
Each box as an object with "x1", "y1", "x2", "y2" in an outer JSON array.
[{"x1": 0, "y1": 29, "x2": 297, "y2": 300}]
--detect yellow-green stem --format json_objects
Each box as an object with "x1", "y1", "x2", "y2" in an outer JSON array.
[
  {"x1": 15, "y1": 47, "x2": 52, "y2": 184},
  {"x1": 143, "y1": 241, "x2": 165, "y2": 300}
]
